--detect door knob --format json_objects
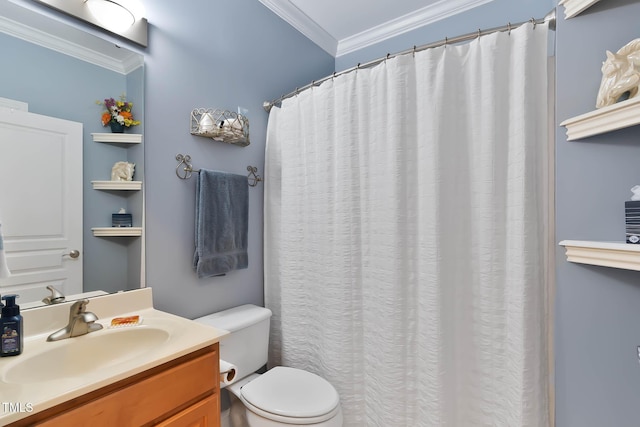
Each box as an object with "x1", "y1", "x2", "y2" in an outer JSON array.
[{"x1": 67, "y1": 250, "x2": 80, "y2": 259}]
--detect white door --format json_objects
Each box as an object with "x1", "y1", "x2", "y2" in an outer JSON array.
[{"x1": 0, "y1": 107, "x2": 83, "y2": 305}]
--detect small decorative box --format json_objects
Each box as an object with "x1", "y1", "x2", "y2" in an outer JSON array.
[
  {"x1": 112, "y1": 213, "x2": 132, "y2": 227},
  {"x1": 625, "y1": 201, "x2": 640, "y2": 243}
]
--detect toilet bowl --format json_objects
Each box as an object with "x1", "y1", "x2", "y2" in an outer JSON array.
[{"x1": 195, "y1": 304, "x2": 343, "y2": 427}]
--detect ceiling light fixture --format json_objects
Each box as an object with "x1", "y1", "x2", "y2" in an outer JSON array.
[{"x1": 30, "y1": 0, "x2": 148, "y2": 47}]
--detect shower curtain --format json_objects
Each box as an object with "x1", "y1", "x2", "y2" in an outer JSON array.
[{"x1": 265, "y1": 22, "x2": 551, "y2": 427}]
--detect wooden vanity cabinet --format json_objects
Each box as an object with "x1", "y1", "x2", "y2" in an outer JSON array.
[
  {"x1": 155, "y1": 394, "x2": 218, "y2": 427},
  {"x1": 8, "y1": 344, "x2": 220, "y2": 427}
]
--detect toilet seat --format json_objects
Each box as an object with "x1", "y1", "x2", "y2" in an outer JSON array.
[{"x1": 239, "y1": 366, "x2": 340, "y2": 424}]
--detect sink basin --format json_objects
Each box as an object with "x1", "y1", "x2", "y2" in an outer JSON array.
[
  {"x1": 3, "y1": 327, "x2": 170, "y2": 384},
  {"x1": 0, "y1": 289, "x2": 229, "y2": 426}
]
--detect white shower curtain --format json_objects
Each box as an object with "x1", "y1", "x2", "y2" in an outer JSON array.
[{"x1": 265, "y1": 22, "x2": 551, "y2": 427}]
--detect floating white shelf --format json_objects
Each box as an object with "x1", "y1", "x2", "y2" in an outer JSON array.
[
  {"x1": 92, "y1": 227, "x2": 142, "y2": 237},
  {"x1": 560, "y1": 97, "x2": 640, "y2": 141},
  {"x1": 559, "y1": 240, "x2": 640, "y2": 271},
  {"x1": 91, "y1": 180, "x2": 142, "y2": 190},
  {"x1": 559, "y1": 0, "x2": 602, "y2": 19},
  {"x1": 91, "y1": 133, "x2": 142, "y2": 144}
]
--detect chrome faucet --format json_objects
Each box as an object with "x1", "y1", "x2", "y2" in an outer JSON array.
[
  {"x1": 47, "y1": 299, "x2": 103, "y2": 342},
  {"x1": 42, "y1": 285, "x2": 66, "y2": 305}
]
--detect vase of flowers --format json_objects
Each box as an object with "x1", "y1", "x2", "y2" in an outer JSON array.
[
  {"x1": 97, "y1": 95, "x2": 141, "y2": 133},
  {"x1": 110, "y1": 122, "x2": 125, "y2": 133}
]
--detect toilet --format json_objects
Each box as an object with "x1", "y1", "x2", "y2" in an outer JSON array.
[{"x1": 195, "y1": 304, "x2": 343, "y2": 427}]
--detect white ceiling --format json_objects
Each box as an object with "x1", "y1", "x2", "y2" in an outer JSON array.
[{"x1": 258, "y1": 0, "x2": 495, "y2": 57}]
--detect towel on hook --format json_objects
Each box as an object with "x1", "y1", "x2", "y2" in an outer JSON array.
[
  {"x1": 193, "y1": 169, "x2": 249, "y2": 278},
  {"x1": 0, "y1": 219, "x2": 11, "y2": 279}
]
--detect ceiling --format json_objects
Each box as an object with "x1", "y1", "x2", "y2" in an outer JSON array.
[{"x1": 258, "y1": 0, "x2": 494, "y2": 57}]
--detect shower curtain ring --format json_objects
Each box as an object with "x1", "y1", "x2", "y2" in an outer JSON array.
[
  {"x1": 530, "y1": 17, "x2": 537, "y2": 28},
  {"x1": 477, "y1": 29, "x2": 481, "y2": 38},
  {"x1": 507, "y1": 22, "x2": 512, "y2": 35}
]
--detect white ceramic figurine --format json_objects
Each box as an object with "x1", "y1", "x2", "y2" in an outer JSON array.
[
  {"x1": 111, "y1": 161, "x2": 135, "y2": 181},
  {"x1": 596, "y1": 38, "x2": 640, "y2": 108}
]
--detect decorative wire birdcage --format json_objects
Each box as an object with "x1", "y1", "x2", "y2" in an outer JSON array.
[{"x1": 190, "y1": 108, "x2": 250, "y2": 146}]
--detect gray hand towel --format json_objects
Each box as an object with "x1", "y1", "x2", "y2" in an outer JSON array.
[{"x1": 193, "y1": 169, "x2": 248, "y2": 278}]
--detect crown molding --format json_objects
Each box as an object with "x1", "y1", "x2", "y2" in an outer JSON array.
[
  {"x1": 121, "y1": 51, "x2": 144, "y2": 74},
  {"x1": 0, "y1": 10, "x2": 141, "y2": 74},
  {"x1": 558, "y1": 0, "x2": 602, "y2": 19},
  {"x1": 259, "y1": 0, "x2": 495, "y2": 58},
  {"x1": 258, "y1": 0, "x2": 337, "y2": 56},
  {"x1": 337, "y1": 0, "x2": 495, "y2": 57}
]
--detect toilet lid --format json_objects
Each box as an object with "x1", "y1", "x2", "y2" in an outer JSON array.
[{"x1": 240, "y1": 366, "x2": 340, "y2": 418}]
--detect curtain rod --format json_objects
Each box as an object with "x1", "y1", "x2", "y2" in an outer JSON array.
[{"x1": 263, "y1": 8, "x2": 556, "y2": 112}]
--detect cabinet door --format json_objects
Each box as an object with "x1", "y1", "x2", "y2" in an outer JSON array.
[
  {"x1": 156, "y1": 394, "x2": 219, "y2": 427},
  {"x1": 33, "y1": 350, "x2": 218, "y2": 427}
]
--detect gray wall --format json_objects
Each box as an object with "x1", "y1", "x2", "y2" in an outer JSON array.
[
  {"x1": 142, "y1": 0, "x2": 334, "y2": 318},
  {"x1": 555, "y1": 1, "x2": 640, "y2": 425}
]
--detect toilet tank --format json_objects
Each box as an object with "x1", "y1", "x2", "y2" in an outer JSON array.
[{"x1": 194, "y1": 304, "x2": 272, "y2": 383}]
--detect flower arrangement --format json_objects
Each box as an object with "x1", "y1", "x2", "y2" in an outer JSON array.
[{"x1": 97, "y1": 95, "x2": 141, "y2": 128}]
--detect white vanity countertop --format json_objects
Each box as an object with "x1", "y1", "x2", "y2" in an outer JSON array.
[{"x1": 0, "y1": 288, "x2": 228, "y2": 425}]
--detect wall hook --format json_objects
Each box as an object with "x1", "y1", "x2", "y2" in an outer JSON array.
[
  {"x1": 175, "y1": 154, "x2": 195, "y2": 179},
  {"x1": 247, "y1": 166, "x2": 262, "y2": 187}
]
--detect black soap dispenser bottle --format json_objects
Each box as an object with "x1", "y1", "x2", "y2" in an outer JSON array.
[{"x1": 0, "y1": 294, "x2": 23, "y2": 357}]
